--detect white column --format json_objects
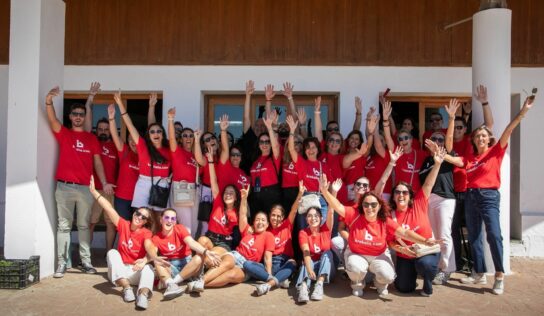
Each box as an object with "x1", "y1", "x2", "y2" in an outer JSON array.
[
  {"x1": 472, "y1": 8, "x2": 511, "y2": 274},
  {"x1": 4, "y1": 0, "x2": 65, "y2": 276}
]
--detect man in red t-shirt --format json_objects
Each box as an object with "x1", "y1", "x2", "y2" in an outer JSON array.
[
  {"x1": 422, "y1": 112, "x2": 447, "y2": 146},
  {"x1": 45, "y1": 86, "x2": 115, "y2": 278}
]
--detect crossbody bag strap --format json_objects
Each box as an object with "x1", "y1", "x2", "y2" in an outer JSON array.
[
  {"x1": 391, "y1": 210, "x2": 409, "y2": 247},
  {"x1": 409, "y1": 150, "x2": 417, "y2": 186}
]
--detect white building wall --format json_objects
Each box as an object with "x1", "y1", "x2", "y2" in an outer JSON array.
[{"x1": 0, "y1": 64, "x2": 8, "y2": 248}]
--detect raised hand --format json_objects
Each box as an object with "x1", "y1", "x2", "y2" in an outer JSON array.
[
  {"x1": 107, "y1": 104, "x2": 116, "y2": 119},
  {"x1": 382, "y1": 101, "x2": 392, "y2": 121},
  {"x1": 205, "y1": 150, "x2": 213, "y2": 162},
  {"x1": 264, "y1": 110, "x2": 277, "y2": 130},
  {"x1": 355, "y1": 96, "x2": 363, "y2": 114},
  {"x1": 445, "y1": 98, "x2": 460, "y2": 119},
  {"x1": 167, "y1": 107, "x2": 176, "y2": 119},
  {"x1": 331, "y1": 178, "x2": 343, "y2": 193},
  {"x1": 314, "y1": 96, "x2": 322, "y2": 112},
  {"x1": 240, "y1": 184, "x2": 250, "y2": 200},
  {"x1": 319, "y1": 173, "x2": 330, "y2": 193},
  {"x1": 89, "y1": 82, "x2": 101, "y2": 96},
  {"x1": 282, "y1": 82, "x2": 294, "y2": 99},
  {"x1": 367, "y1": 113, "x2": 379, "y2": 134},
  {"x1": 366, "y1": 106, "x2": 376, "y2": 121},
  {"x1": 194, "y1": 129, "x2": 202, "y2": 140},
  {"x1": 297, "y1": 108, "x2": 307, "y2": 125},
  {"x1": 389, "y1": 146, "x2": 404, "y2": 163},
  {"x1": 46, "y1": 86, "x2": 60, "y2": 104},
  {"x1": 149, "y1": 93, "x2": 158, "y2": 107},
  {"x1": 265, "y1": 84, "x2": 275, "y2": 101},
  {"x1": 474, "y1": 84, "x2": 488, "y2": 104},
  {"x1": 113, "y1": 90, "x2": 123, "y2": 105},
  {"x1": 286, "y1": 115, "x2": 298, "y2": 132},
  {"x1": 245, "y1": 80, "x2": 255, "y2": 96},
  {"x1": 425, "y1": 139, "x2": 440, "y2": 154},
  {"x1": 523, "y1": 94, "x2": 536, "y2": 110},
  {"x1": 219, "y1": 114, "x2": 229, "y2": 131},
  {"x1": 298, "y1": 180, "x2": 307, "y2": 195},
  {"x1": 433, "y1": 146, "x2": 447, "y2": 164}
]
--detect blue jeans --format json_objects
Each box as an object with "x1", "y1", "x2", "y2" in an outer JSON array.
[
  {"x1": 169, "y1": 256, "x2": 192, "y2": 277},
  {"x1": 294, "y1": 194, "x2": 330, "y2": 260},
  {"x1": 465, "y1": 189, "x2": 503, "y2": 273},
  {"x1": 395, "y1": 253, "x2": 439, "y2": 295},
  {"x1": 244, "y1": 254, "x2": 297, "y2": 284},
  {"x1": 296, "y1": 250, "x2": 334, "y2": 288}
]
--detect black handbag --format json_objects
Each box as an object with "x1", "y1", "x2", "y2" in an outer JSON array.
[
  {"x1": 197, "y1": 182, "x2": 212, "y2": 222},
  {"x1": 148, "y1": 161, "x2": 170, "y2": 208}
]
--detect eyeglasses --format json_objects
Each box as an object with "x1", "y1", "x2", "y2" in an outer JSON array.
[
  {"x1": 355, "y1": 182, "x2": 369, "y2": 189},
  {"x1": 328, "y1": 138, "x2": 342, "y2": 144},
  {"x1": 429, "y1": 118, "x2": 442, "y2": 122},
  {"x1": 455, "y1": 126, "x2": 465, "y2": 130},
  {"x1": 398, "y1": 135, "x2": 411, "y2": 142},
  {"x1": 430, "y1": 137, "x2": 445, "y2": 143},
  {"x1": 162, "y1": 215, "x2": 176, "y2": 223},
  {"x1": 259, "y1": 139, "x2": 271, "y2": 145},
  {"x1": 230, "y1": 152, "x2": 242, "y2": 157},
  {"x1": 294, "y1": 141, "x2": 303, "y2": 145},
  {"x1": 134, "y1": 210, "x2": 149, "y2": 221},
  {"x1": 224, "y1": 191, "x2": 236, "y2": 196},
  {"x1": 203, "y1": 136, "x2": 216, "y2": 143},
  {"x1": 71, "y1": 111, "x2": 85, "y2": 117},
  {"x1": 149, "y1": 129, "x2": 163, "y2": 135},
  {"x1": 327, "y1": 127, "x2": 339, "y2": 132},
  {"x1": 394, "y1": 189, "x2": 410, "y2": 196},
  {"x1": 362, "y1": 202, "x2": 379, "y2": 209},
  {"x1": 182, "y1": 134, "x2": 194, "y2": 138}
]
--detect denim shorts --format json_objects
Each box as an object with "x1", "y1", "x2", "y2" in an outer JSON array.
[
  {"x1": 169, "y1": 255, "x2": 192, "y2": 277},
  {"x1": 230, "y1": 250, "x2": 247, "y2": 269}
]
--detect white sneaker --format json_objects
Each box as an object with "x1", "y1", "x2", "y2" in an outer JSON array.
[
  {"x1": 433, "y1": 271, "x2": 450, "y2": 285},
  {"x1": 310, "y1": 281, "x2": 324, "y2": 301},
  {"x1": 297, "y1": 283, "x2": 309, "y2": 303},
  {"x1": 492, "y1": 278, "x2": 504, "y2": 295},
  {"x1": 122, "y1": 287, "x2": 136, "y2": 302},
  {"x1": 279, "y1": 279, "x2": 290, "y2": 289},
  {"x1": 255, "y1": 283, "x2": 271, "y2": 296},
  {"x1": 163, "y1": 283, "x2": 183, "y2": 300},
  {"x1": 420, "y1": 290, "x2": 432, "y2": 297},
  {"x1": 375, "y1": 282, "x2": 389, "y2": 299},
  {"x1": 135, "y1": 294, "x2": 148, "y2": 310},
  {"x1": 460, "y1": 271, "x2": 487, "y2": 285},
  {"x1": 192, "y1": 278, "x2": 205, "y2": 292},
  {"x1": 350, "y1": 280, "x2": 365, "y2": 297}
]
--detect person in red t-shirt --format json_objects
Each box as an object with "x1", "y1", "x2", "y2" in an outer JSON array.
[
  {"x1": 197, "y1": 184, "x2": 275, "y2": 289},
  {"x1": 390, "y1": 117, "x2": 422, "y2": 149},
  {"x1": 115, "y1": 91, "x2": 171, "y2": 231},
  {"x1": 388, "y1": 145, "x2": 446, "y2": 297},
  {"x1": 281, "y1": 132, "x2": 304, "y2": 211},
  {"x1": 218, "y1": 114, "x2": 250, "y2": 192},
  {"x1": 45, "y1": 86, "x2": 114, "y2": 278},
  {"x1": 251, "y1": 181, "x2": 304, "y2": 296},
  {"x1": 166, "y1": 107, "x2": 199, "y2": 233},
  {"x1": 144, "y1": 208, "x2": 221, "y2": 300},
  {"x1": 444, "y1": 93, "x2": 536, "y2": 295},
  {"x1": 90, "y1": 176, "x2": 154, "y2": 310}
]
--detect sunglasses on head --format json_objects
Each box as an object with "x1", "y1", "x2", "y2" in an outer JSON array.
[
  {"x1": 230, "y1": 152, "x2": 242, "y2": 157},
  {"x1": 398, "y1": 135, "x2": 411, "y2": 142},
  {"x1": 455, "y1": 126, "x2": 464, "y2": 130},
  {"x1": 149, "y1": 129, "x2": 163, "y2": 135},
  {"x1": 134, "y1": 210, "x2": 149, "y2": 221},
  {"x1": 182, "y1": 133, "x2": 194, "y2": 138},
  {"x1": 259, "y1": 139, "x2": 271, "y2": 145},
  {"x1": 394, "y1": 189, "x2": 410, "y2": 196},
  {"x1": 328, "y1": 138, "x2": 342, "y2": 144},
  {"x1": 430, "y1": 136, "x2": 445, "y2": 143},
  {"x1": 355, "y1": 181, "x2": 369, "y2": 189},
  {"x1": 327, "y1": 127, "x2": 339, "y2": 132},
  {"x1": 162, "y1": 215, "x2": 176, "y2": 223},
  {"x1": 362, "y1": 202, "x2": 379, "y2": 209},
  {"x1": 203, "y1": 136, "x2": 216, "y2": 143},
  {"x1": 71, "y1": 111, "x2": 85, "y2": 117}
]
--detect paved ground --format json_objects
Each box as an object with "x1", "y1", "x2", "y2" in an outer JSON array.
[{"x1": 1, "y1": 256, "x2": 543, "y2": 316}]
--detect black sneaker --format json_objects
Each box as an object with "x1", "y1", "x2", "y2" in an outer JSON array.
[{"x1": 80, "y1": 262, "x2": 97, "y2": 274}]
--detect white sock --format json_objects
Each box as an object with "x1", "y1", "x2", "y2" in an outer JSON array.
[
  {"x1": 172, "y1": 274, "x2": 183, "y2": 284},
  {"x1": 165, "y1": 278, "x2": 175, "y2": 286}
]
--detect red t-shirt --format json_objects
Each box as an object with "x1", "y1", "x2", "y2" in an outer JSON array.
[
  {"x1": 294, "y1": 154, "x2": 332, "y2": 192},
  {"x1": 298, "y1": 225, "x2": 332, "y2": 261},
  {"x1": 93, "y1": 140, "x2": 119, "y2": 190},
  {"x1": 152, "y1": 224, "x2": 192, "y2": 259},
  {"x1": 463, "y1": 143, "x2": 507, "y2": 189},
  {"x1": 207, "y1": 198, "x2": 238, "y2": 236},
  {"x1": 281, "y1": 161, "x2": 299, "y2": 188},
  {"x1": 343, "y1": 206, "x2": 399, "y2": 256},
  {"x1": 136, "y1": 140, "x2": 171, "y2": 177},
  {"x1": 115, "y1": 144, "x2": 140, "y2": 200},
  {"x1": 394, "y1": 148, "x2": 427, "y2": 193},
  {"x1": 452, "y1": 136, "x2": 471, "y2": 192},
  {"x1": 268, "y1": 220, "x2": 294, "y2": 257},
  {"x1": 364, "y1": 153, "x2": 392, "y2": 194},
  {"x1": 250, "y1": 155, "x2": 281, "y2": 187},
  {"x1": 344, "y1": 155, "x2": 366, "y2": 189},
  {"x1": 171, "y1": 147, "x2": 198, "y2": 182},
  {"x1": 54, "y1": 126, "x2": 101, "y2": 184},
  {"x1": 116, "y1": 218, "x2": 152, "y2": 265},
  {"x1": 236, "y1": 226, "x2": 275, "y2": 262},
  {"x1": 320, "y1": 152, "x2": 347, "y2": 203},
  {"x1": 392, "y1": 190, "x2": 433, "y2": 259},
  {"x1": 217, "y1": 160, "x2": 250, "y2": 191}
]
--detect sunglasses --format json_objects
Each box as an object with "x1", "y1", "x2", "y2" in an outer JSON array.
[
  {"x1": 259, "y1": 139, "x2": 271, "y2": 145},
  {"x1": 355, "y1": 182, "x2": 370, "y2": 189},
  {"x1": 429, "y1": 118, "x2": 442, "y2": 122},
  {"x1": 455, "y1": 126, "x2": 465, "y2": 130},
  {"x1": 71, "y1": 111, "x2": 85, "y2": 117},
  {"x1": 162, "y1": 215, "x2": 176, "y2": 223},
  {"x1": 294, "y1": 141, "x2": 303, "y2": 145},
  {"x1": 134, "y1": 210, "x2": 149, "y2": 221},
  {"x1": 149, "y1": 129, "x2": 163, "y2": 135},
  {"x1": 398, "y1": 135, "x2": 411, "y2": 142},
  {"x1": 394, "y1": 189, "x2": 410, "y2": 196},
  {"x1": 203, "y1": 136, "x2": 216, "y2": 143},
  {"x1": 230, "y1": 152, "x2": 242, "y2": 157},
  {"x1": 430, "y1": 137, "x2": 445, "y2": 143},
  {"x1": 182, "y1": 134, "x2": 194, "y2": 138},
  {"x1": 362, "y1": 202, "x2": 379, "y2": 209},
  {"x1": 328, "y1": 138, "x2": 342, "y2": 144},
  {"x1": 327, "y1": 127, "x2": 339, "y2": 132}
]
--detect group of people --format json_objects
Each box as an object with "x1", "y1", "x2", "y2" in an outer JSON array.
[{"x1": 45, "y1": 80, "x2": 536, "y2": 309}]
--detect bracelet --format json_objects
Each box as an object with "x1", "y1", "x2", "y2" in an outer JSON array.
[
  {"x1": 168, "y1": 118, "x2": 174, "y2": 121},
  {"x1": 46, "y1": 102, "x2": 53, "y2": 106},
  {"x1": 208, "y1": 161, "x2": 214, "y2": 164},
  {"x1": 287, "y1": 97, "x2": 293, "y2": 101},
  {"x1": 121, "y1": 112, "x2": 128, "y2": 116},
  {"x1": 202, "y1": 249, "x2": 208, "y2": 256},
  {"x1": 314, "y1": 111, "x2": 321, "y2": 114},
  {"x1": 482, "y1": 102, "x2": 489, "y2": 106},
  {"x1": 383, "y1": 119, "x2": 389, "y2": 122},
  {"x1": 266, "y1": 99, "x2": 272, "y2": 102},
  {"x1": 108, "y1": 118, "x2": 114, "y2": 121},
  {"x1": 356, "y1": 112, "x2": 362, "y2": 116},
  {"x1": 289, "y1": 132, "x2": 295, "y2": 136},
  {"x1": 95, "y1": 195, "x2": 103, "y2": 201}
]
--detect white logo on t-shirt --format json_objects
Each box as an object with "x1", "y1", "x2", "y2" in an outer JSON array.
[
  {"x1": 275, "y1": 237, "x2": 280, "y2": 245},
  {"x1": 127, "y1": 238, "x2": 133, "y2": 249},
  {"x1": 167, "y1": 242, "x2": 176, "y2": 251},
  {"x1": 406, "y1": 162, "x2": 414, "y2": 170},
  {"x1": 402, "y1": 223, "x2": 411, "y2": 230},
  {"x1": 364, "y1": 230, "x2": 373, "y2": 241},
  {"x1": 220, "y1": 215, "x2": 227, "y2": 225},
  {"x1": 248, "y1": 238, "x2": 255, "y2": 247},
  {"x1": 102, "y1": 146, "x2": 109, "y2": 155},
  {"x1": 256, "y1": 162, "x2": 262, "y2": 169},
  {"x1": 313, "y1": 168, "x2": 320, "y2": 177},
  {"x1": 288, "y1": 162, "x2": 294, "y2": 170},
  {"x1": 313, "y1": 243, "x2": 321, "y2": 254},
  {"x1": 76, "y1": 139, "x2": 84, "y2": 148}
]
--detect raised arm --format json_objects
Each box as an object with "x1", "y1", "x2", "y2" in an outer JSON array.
[
  {"x1": 238, "y1": 184, "x2": 250, "y2": 233},
  {"x1": 421, "y1": 142, "x2": 446, "y2": 198},
  {"x1": 193, "y1": 129, "x2": 206, "y2": 166},
  {"x1": 89, "y1": 176, "x2": 120, "y2": 227},
  {"x1": 499, "y1": 96, "x2": 535, "y2": 148},
  {"x1": 353, "y1": 97, "x2": 363, "y2": 131},
  {"x1": 319, "y1": 175, "x2": 346, "y2": 218},
  {"x1": 382, "y1": 101, "x2": 396, "y2": 151},
  {"x1": 45, "y1": 86, "x2": 62, "y2": 133},
  {"x1": 264, "y1": 84, "x2": 275, "y2": 117},
  {"x1": 219, "y1": 114, "x2": 230, "y2": 164},
  {"x1": 147, "y1": 93, "x2": 158, "y2": 126},
  {"x1": 243, "y1": 80, "x2": 255, "y2": 133},
  {"x1": 445, "y1": 99, "x2": 461, "y2": 152},
  {"x1": 282, "y1": 82, "x2": 297, "y2": 120},
  {"x1": 114, "y1": 91, "x2": 140, "y2": 144},
  {"x1": 167, "y1": 107, "x2": 178, "y2": 152},
  {"x1": 84, "y1": 82, "x2": 101, "y2": 132},
  {"x1": 107, "y1": 104, "x2": 124, "y2": 152},
  {"x1": 370, "y1": 110, "x2": 387, "y2": 158},
  {"x1": 326, "y1": 178, "x2": 342, "y2": 231},
  {"x1": 374, "y1": 147, "x2": 403, "y2": 196},
  {"x1": 314, "y1": 96, "x2": 323, "y2": 143},
  {"x1": 207, "y1": 150, "x2": 219, "y2": 200},
  {"x1": 364, "y1": 113, "x2": 379, "y2": 156},
  {"x1": 296, "y1": 108, "x2": 308, "y2": 138},
  {"x1": 288, "y1": 181, "x2": 306, "y2": 224},
  {"x1": 286, "y1": 115, "x2": 299, "y2": 163},
  {"x1": 474, "y1": 84, "x2": 494, "y2": 130},
  {"x1": 342, "y1": 145, "x2": 367, "y2": 169}
]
